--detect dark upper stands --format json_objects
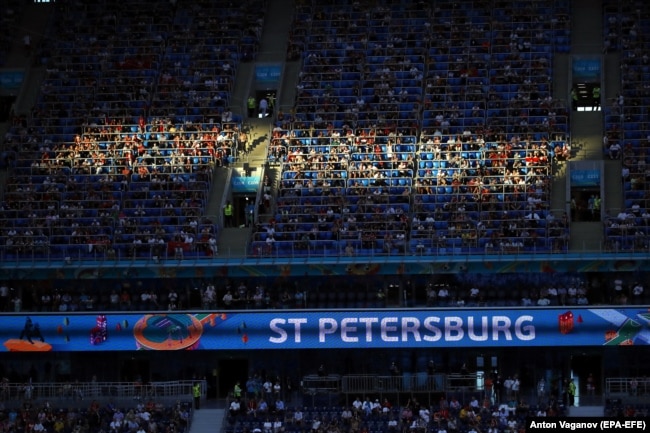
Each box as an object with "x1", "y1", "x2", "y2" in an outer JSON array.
[
  {"x1": 257, "y1": 0, "x2": 570, "y2": 258},
  {"x1": 602, "y1": 1, "x2": 650, "y2": 252},
  {"x1": 3, "y1": 268, "x2": 617, "y2": 313},
  {"x1": 0, "y1": 1, "x2": 24, "y2": 67},
  {"x1": 0, "y1": 0, "x2": 266, "y2": 261}
]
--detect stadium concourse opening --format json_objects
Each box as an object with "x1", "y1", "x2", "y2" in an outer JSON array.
[{"x1": 0, "y1": 340, "x2": 646, "y2": 408}]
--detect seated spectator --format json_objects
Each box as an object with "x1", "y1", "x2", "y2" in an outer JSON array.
[
  {"x1": 263, "y1": 418, "x2": 273, "y2": 433},
  {"x1": 340, "y1": 407, "x2": 352, "y2": 424},
  {"x1": 537, "y1": 295, "x2": 551, "y2": 306},
  {"x1": 311, "y1": 417, "x2": 321, "y2": 433},
  {"x1": 258, "y1": 399, "x2": 269, "y2": 415},
  {"x1": 293, "y1": 408, "x2": 303, "y2": 425},
  {"x1": 229, "y1": 399, "x2": 241, "y2": 417},
  {"x1": 352, "y1": 397, "x2": 363, "y2": 414}
]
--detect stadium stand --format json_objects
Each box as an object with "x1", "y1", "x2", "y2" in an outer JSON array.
[
  {"x1": 601, "y1": 0, "x2": 650, "y2": 252},
  {"x1": 0, "y1": 382, "x2": 194, "y2": 433},
  {"x1": 0, "y1": 1, "x2": 25, "y2": 68},
  {"x1": 2, "y1": 3, "x2": 650, "y2": 433},
  {"x1": 257, "y1": 0, "x2": 570, "y2": 257},
  {"x1": 2, "y1": 270, "x2": 620, "y2": 313},
  {"x1": 0, "y1": 0, "x2": 266, "y2": 262}
]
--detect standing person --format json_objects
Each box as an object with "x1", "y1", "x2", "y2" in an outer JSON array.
[
  {"x1": 586, "y1": 373, "x2": 595, "y2": 396},
  {"x1": 592, "y1": 86, "x2": 600, "y2": 109},
  {"x1": 567, "y1": 379, "x2": 576, "y2": 406},
  {"x1": 245, "y1": 199, "x2": 255, "y2": 228},
  {"x1": 223, "y1": 201, "x2": 234, "y2": 227},
  {"x1": 267, "y1": 93, "x2": 275, "y2": 113},
  {"x1": 23, "y1": 34, "x2": 31, "y2": 56},
  {"x1": 259, "y1": 97, "x2": 269, "y2": 118},
  {"x1": 263, "y1": 378, "x2": 273, "y2": 400},
  {"x1": 587, "y1": 195, "x2": 595, "y2": 221},
  {"x1": 511, "y1": 376, "x2": 520, "y2": 401},
  {"x1": 570, "y1": 196, "x2": 577, "y2": 221},
  {"x1": 503, "y1": 376, "x2": 514, "y2": 400},
  {"x1": 193, "y1": 382, "x2": 201, "y2": 410},
  {"x1": 247, "y1": 96, "x2": 257, "y2": 118},
  {"x1": 484, "y1": 374, "x2": 494, "y2": 404},
  {"x1": 493, "y1": 375, "x2": 503, "y2": 404},
  {"x1": 629, "y1": 377, "x2": 638, "y2": 396},
  {"x1": 537, "y1": 378, "x2": 546, "y2": 404},
  {"x1": 239, "y1": 129, "x2": 248, "y2": 155},
  {"x1": 234, "y1": 381, "x2": 243, "y2": 400},
  {"x1": 571, "y1": 87, "x2": 578, "y2": 110},
  {"x1": 0, "y1": 284, "x2": 8, "y2": 312}
]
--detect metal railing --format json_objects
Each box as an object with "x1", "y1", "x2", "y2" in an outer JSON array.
[
  {"x1": 335, "y1": 373, "x2": 481, "y2": 395},
  {"x1": 0, "y1": 380, "x2": 205, "y2": 403},
  {"x1": 605, "y1": 377, "x2": 650, "y2": 398}
]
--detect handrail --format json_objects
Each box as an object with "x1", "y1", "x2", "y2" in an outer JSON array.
[
  {"x1": 0, "y1": 380, "x2": 205, "y2": 402},
  {"x1": 605, "y1": 377, "x2": 650, "y2": 397},
  {"x1": 313, "y1": 373, "x2": 483, "y2": 395}
]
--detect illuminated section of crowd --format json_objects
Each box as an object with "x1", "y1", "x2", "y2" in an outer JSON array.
[{"x1": 255, "y1": 0, "x2": 571, "y2": 257}]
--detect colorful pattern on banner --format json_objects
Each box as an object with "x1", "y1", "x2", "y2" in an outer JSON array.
[{"x1": 2, "y1": 308, "x2": 650, "y2": 352}]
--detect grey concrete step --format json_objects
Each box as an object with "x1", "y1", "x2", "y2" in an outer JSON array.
[{"x1": 189, "y1": 408, "x2": 227, "y2": 433}]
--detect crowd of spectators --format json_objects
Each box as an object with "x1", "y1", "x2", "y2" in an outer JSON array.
[
  {"x1": 0, "y1": 0, "x2": 267, "y2": 261},
  {"x1": 258, "y1": 123, "x2": 567, "y2": 257},
  {"x1": 225, "y1": 390, "x2": 565, "y2": 433},
  {"x1": 0, "y1": 117, "x2": 253, "y2": 259},
  {"x1": 601, "y1": 1, "x2": 650, "y2": 251},
  {"x1": 0, "y1": 398, "x2": 192, "y2": 433},
  {"x1": 1, "y1": 273, "x2": 645, "y2": 313},
  {"x1": 258, "y1": 0, "x2": 571, "y2": 258}
]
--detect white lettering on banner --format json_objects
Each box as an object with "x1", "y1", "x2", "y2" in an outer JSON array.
[
  {"x1": 493, "y1": 316, "x2": 512, "y2": 340},
  {"x1": 467, "y1": 316, "x2": 488, "y2": 341},
  {"x1": 402, "y1": 317, "x2": 421, "y2": 341},
  {"x1": 268, "y1": 318, "x2": 307, "y2": 343},
  {"x1": 445, "y1": 317, "x2": 464, "y2": 341},
  {"x1": 381, "y1": 317, "x2": 399, "y2": 342},
  {"x1": 359, "y1": 317, "x2": 379, "y2": 342},
  {"x1": 268, "y1": 315, "x2": 536, "y2": 345},
  {"x1": 319, "y1": 318, "x2": 338, "y2": 342},
  {"x1": 515, "y1": 315, "x2": 535, "y2": 340},
  {"x1": 341, "y1": 318, "x2": 358, "y2": 342},
  {"x1": 422, "y1": 317, "x2": 443, "y2": 341}
]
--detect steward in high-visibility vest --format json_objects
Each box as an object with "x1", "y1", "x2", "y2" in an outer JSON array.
[
  {"x1": 193, "y1": 382, "x2": 201, "y2": 409},
  {"x1": 571, "y1": 88, "x2": 578, "y2": 110},
  {"x1": 247, "y1": 96, "x2": 256, "y2": 118},
  {"x1": 592, "y1": 86, "x2": 601, "y2": 108},
  {"x1": 224, "y1": 201, "x2": 234, "y2": 227}
]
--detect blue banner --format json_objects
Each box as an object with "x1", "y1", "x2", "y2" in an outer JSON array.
[
  {"x1": 255, "y1": 64, "x2": 282, "y2": 83},
  {"x1": 572, "y1": 58, "x2": 601, "y2": 81},
  {"x1": 0, "y1": 69, "x2": 25, "y2": 91},
  {"x1": 2, "y1": 308, "x2": 650, "y2": 352},
  {"x1": 570, "y1": 169, "x2": 600, "y2": 187},
  {"x1": 231, "y1": 176, "x2": 261, "y2": 193}
]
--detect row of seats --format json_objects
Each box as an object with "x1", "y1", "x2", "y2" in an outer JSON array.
[
  {"x1": 602, "y1": 0, "x2": 650, "y2": 250},
  {"x1": 262, "y1": 123, "x2": 565, "y2": 256},
  {"x1": 1, "y1": 142, "x2": 218, "y2": 260},
  {"x1": 224, "y1": 399, "x2": 566, "y2": 433},
  {"x1": 261, "y1": 1, "x2": 571, "y2": 257},
  {"x1": 288, "y1": 0, "x2": 569, "y2": 136},
  {"x1": 0, "y1": 0, "x2": 268, "y2": 261}
]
